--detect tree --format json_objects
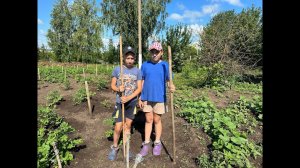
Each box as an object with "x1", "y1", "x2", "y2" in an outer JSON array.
[
  {"x1": 71, "y1": 0, "x2": 103, "y2": 63},
  {"x1": 47, "y1": 0, "x2": 103, "y2": 63},
  {"x1": 162, "y1": 23, "x2": 192, "y2": 72},
  {"x1": 103, "y1": 39, "x2": 118, "y2": 64},
  {"x1": 199, "y1": 6, "x2": 262, "y2": 76},
  {"x1": 47, "y1": 0, "x2": 73, "y2": 62},
  {"x1": 38, "y1": 44, "x2": 48, "y2": 61},
  {"x1": 100, "y1": 0, "x2": 171, "y2": 61}
]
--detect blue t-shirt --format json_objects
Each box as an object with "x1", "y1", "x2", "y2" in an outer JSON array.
[
  {"x1": 140, "y1": 61, "x2": 170, "y2": 103},
  {"x1": 112, "y1": 66, "x2": 142, "y2": 103}
]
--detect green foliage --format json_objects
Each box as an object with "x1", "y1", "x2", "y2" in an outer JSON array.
[
  {"x1": 100, "y1": 0, "x2": 171, "y2": 60},
  {"x1": 233, "y1": 82, "x2": 262, "y2": 94},
  {"x1": 102, "y1": 39, "x2": 118, "y2": 64},
  {"x1": 180, "y1": 61, "x2": 225, "y2": 88},
  {"x1": 177, "y1": 95, "x2": 261, "y2": 167},
  {"x1": 103, "y1": 117, "x2": 115, "y2": 126},
  {"x1": 71, "y1": 0, "x2": 102, "y2": 63},
  {"x1": 72, "y1": 88, "x2": 96, "y2": 105},
  {"x1": 100, "y1": 99, "x2": 111, "y2": 108},
  {"x1": 46, "y1": 90, "x2": 63, "y2": 107},
  {"x1": 40, "y1": 67, "x2": 65, "y2": 83},
  {"x1": 162, "y1": 23, "x2": 192, "y2": 72},
  {"x1": 38, "y1": 44, "x2": 51, "y2": 61},
  {"x1": 103, "y1": 117, "x2": 115, "y2": 139},
  {"x1": 47, "y1": 0, "x2": 102, "y2": 63},
  {"x1": 95, "y1": 77, "x2": 108, "y2": 90},
  {"x1": 245, "y1": 95, "x2": 263, "y2": 121},
  {"x1": 38, "y1": 106, "x2": 83, "y2": 168},
  {"x1": 63, "y1": 79, "x2": 71, "y2": 90},
  {"x1": 199, "y1": 6, "x2": 262, "y2": 76}
]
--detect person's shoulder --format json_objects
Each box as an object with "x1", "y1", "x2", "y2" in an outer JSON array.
[
  {"x1": 161, "y1": 61, "x2": 169, "y2": 65},
  {"x1": 142, "y1": 61, "x2": 150, "y2": 65},
  {"x1": 113, "y1": 66, "x2": 120, "y2": 70},
  {"x1": 132, "y1": 67, "x2": 140, "y2": 71}
]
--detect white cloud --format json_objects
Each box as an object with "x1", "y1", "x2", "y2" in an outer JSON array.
[
  {"x1": 202, "y1": 4, "x2": 220, "y2": 15},
  {"x1": 188, "y1": 24, "x2": 204, "y2": 35},
  {"x1": 168, "y1": 3, "x2": 220, "y2": 23},
  {"x1": 223, "y1": 0, "x2": 243, "y2": 7},
  {"x1": 209, "y1": 0, "x2": 243, "y2": 7},
  {"x1": 183, "y1": 10, "x2": 203, "y2": 23},
  {"x1": 38, "y1": 19, "x2": 43, "y2": 24},
  {"x1": 177, "y1": 3, "x2": 186, "y2": 10},
  {"x1": 169, "y1": 10, "x2": 203, "y2": 23},
  {"x1": 169, "y1": 13, "x2": 184, "y2": 20},
  {"x1": 102, "y1": 38, "x2": 119, "y2": 50}
]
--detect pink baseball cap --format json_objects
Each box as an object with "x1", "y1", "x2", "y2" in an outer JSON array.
[{"x1": 148, "y1": 41, "x2": 162, "y2": 51}]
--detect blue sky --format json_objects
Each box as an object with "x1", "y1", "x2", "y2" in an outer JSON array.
[{"x1": 38, "y1": 0, "x2": 262, "y2": 49}]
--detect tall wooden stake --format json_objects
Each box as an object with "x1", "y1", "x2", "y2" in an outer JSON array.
[
  {"x1": 85, "y1": 81, "x2": 92, "y2": 115},
  {"x1": 120, "y1": 35, "x2": 126, "y2": 162},
  {"x1": 168, "y1": 46, "x2": 176, "y2": 164},
  {"x1": 138, "y1": 0, "x2": 142, "y2": 69}
]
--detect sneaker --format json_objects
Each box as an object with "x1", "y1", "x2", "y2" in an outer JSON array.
[
  {"x1": 108, "y1": 145, "x2": 119, "y2": 160},
  {"x1": 139, "y1": 142, "x2": 150, "y2": 156},
  {"x1": 153, "y1": 141, "x2": 162, "y2": 156}
]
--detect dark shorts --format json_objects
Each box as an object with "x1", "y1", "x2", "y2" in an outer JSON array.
[{"x1": 112, "y1": 99, "x2": 137, "y2": 123}]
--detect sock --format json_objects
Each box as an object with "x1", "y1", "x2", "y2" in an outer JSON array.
[
  {"x1": 144, "y1": 140, "x2": 150, "y2": 144},
  {"x1": 154, "y1": 140, "x2": 161, "y2": 144}
]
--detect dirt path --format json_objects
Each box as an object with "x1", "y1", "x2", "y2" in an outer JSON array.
[{"x1": 38, "y1": 81, "x2": 211, "y2": 168}]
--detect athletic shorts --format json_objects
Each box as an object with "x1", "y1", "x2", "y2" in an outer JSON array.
[
  {"x1": 142, "y1": 101, "x2": 166, "y2": 114},
  {"x1": 112, "y1": 99, "x2": 137, "y2": 122}
]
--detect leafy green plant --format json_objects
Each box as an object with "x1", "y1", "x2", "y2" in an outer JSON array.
[
  {"x1": 46, "y1": 90, "x2": 63, "y2": 107},
  {"x1": 72, "y1": 88, "x2": 96, "y2": 105},
  {"x1": 96, "y1": 78, "x2": 107, "y2": 90},
  {"x1": 100, "y1": 99, "x2": 111, "y2": 108},
  {"x1": 246, "y1": 95, "x2": 262, "y2": 121},
  {"x1": 103, "y1": 117, "x2": 115, "y2": 139},
  {"x1": 63, "y1": 79, "x2": 71, "y2": 90},
  {"x1": 178, "y1": 96, "x2": 261, "y2": 167},
  {"x1": 233, "y1": 82, "x2": 262, "y2": 94},
  {"x1": 105, "y1": 130, "x2": 114, "y2": 139},
  {"x1": 103, "y1": 117, "x2": 114, "y2": 126},
  {"x1": 38, "y1": 106, "x2": 83, "y2": 168}
]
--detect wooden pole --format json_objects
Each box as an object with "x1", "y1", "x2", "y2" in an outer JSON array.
[
  {"x1": 38, "y1": 68, "x2": 40, "y2": 80},
  {"x1": 52, "y1": 142, "x2": 62, "y2": 168},
  {"x1": 168, "y1": 46, "x2": 176, "y2": 164},
  {"x1": 138, "y1": 0, "x2": 142, "y2": 69},
  {"x1": 64, "y1": 69, "x2": 67, "y2": 81},
  {"x1": 119, "y1": 35, "x2": 126, "y2": 161},
  {"x1": 126, "y1": 134, "x2": 130, "y2": 168},
  {"x1": 83, "y1": 68, "x2": 86, "y2": 80},
  {"x1": 85, "y1": 81, "x2": 92, "y2": 115},
  {"x1": 96, "y1": 64, "x2": 98, "y2": 76}
]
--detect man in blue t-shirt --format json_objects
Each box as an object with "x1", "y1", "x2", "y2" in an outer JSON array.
[
  {"x1": 138, "y1": 41, "x2": 176, "y2": 157},
  {"x1": 108, "y1": 46, "x2": 142, "y2": 161}
]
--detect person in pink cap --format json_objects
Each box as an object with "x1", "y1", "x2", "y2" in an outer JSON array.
[{"x1": 138, "y1": 41, "x2": 175, "y2": 157}]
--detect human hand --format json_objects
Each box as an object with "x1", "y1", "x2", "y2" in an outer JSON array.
[
  {"x1": 121, "y1": 96, "x2": 131, "y2": 103},
  {"x1": 169, "y1": 84, "x2": 176, "y2": 93},
  {"x1": 118, "y1": 85, "x2": 125, "y2": 92}
]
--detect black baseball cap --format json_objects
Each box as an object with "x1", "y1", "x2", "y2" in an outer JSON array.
[{"x1": 123, "y1": 46, "x2": 136, "y2": 57}]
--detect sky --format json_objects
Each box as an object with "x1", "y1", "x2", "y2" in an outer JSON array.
[{"x1": 38, "y1": 0, "x2": 262, "y2": 49}]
